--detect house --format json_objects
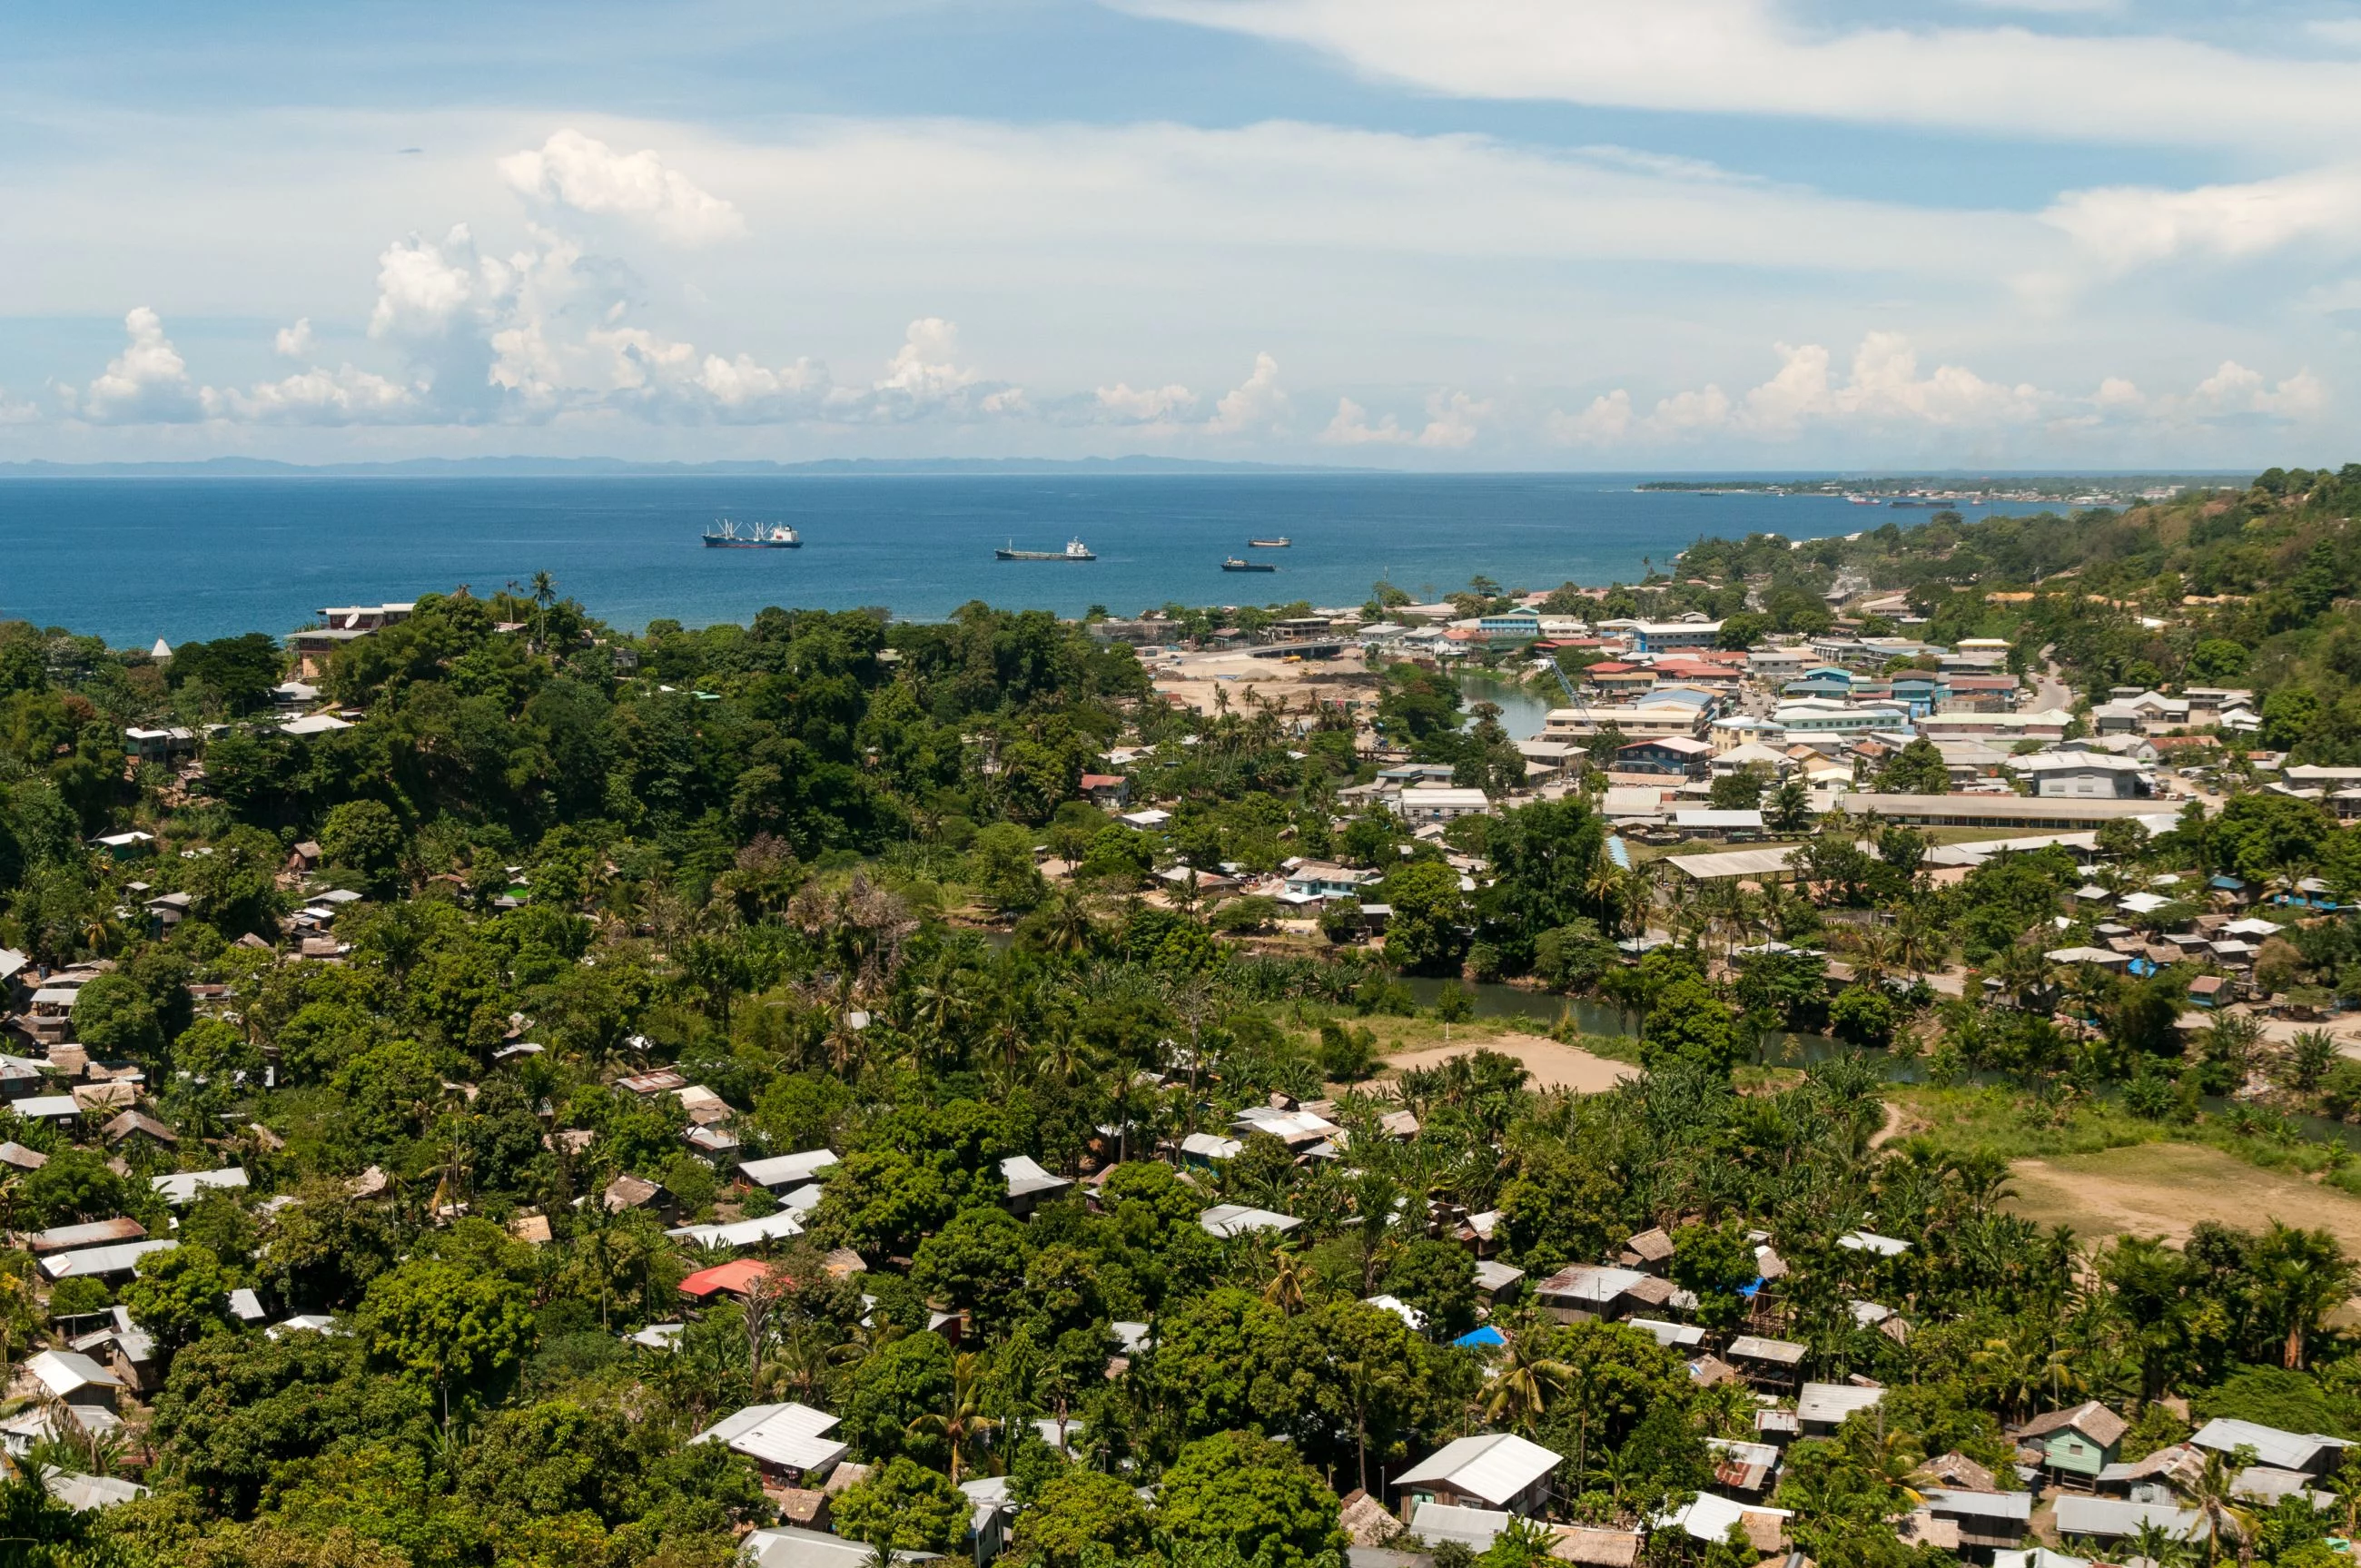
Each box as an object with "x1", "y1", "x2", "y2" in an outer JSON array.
[
  {"x1": 1534, "y1": 1264, "x2": 1661, "y2": 1321},
  {"x1": 2090, "y1": 691, "x2": 2191, "y2": 736},
  {"x1": 89, "y1": 831, "x2": 155, "y2": 861},
  {"x1": 289, "y1": 602, "x2": 415, "y2": 677},
  {"x1": 1836, "y1": 1229, "x2": 1910, "y2": 1257},
  {"x1": 2006, "y1": 753, "x2": 2155, "y2": 799},
  {"x1": 40, "y1": 1238, "x2": 176, "y2": 1283},
  {"x1": 741, "y1": 1527, "x2": 939, "y2": 1568},
  {"x1": 1671, "y1": 808, "x2": 1763, "y2": 840},
  {"x1": 601, "y1": 1172, "x2": 670, "y2": 1217},
  {"x1": 1707, "y1": 1438, "x2": 1783, "y2": 1496},
  {"x1": 691, "y1": 1403, "x2": 850, "y2": 1487},
  {"x1": 1615, "y1": 736, "x2": 1713, "y2": 778},
  {"x1": 1626, "y1": 1318, "x2": 1707, "y2": 1351},
  {"x1": 1393, "y1": 1432, "x2": 1566, "y2": 1520},
  {"x1": 1002, "y1": 1155, "x2": 1072, "y2": 1213},
  {"x1": 2051, "y1": 1496, "x2": 2207, "y2": 1548},
  {"x1": 2188, "y1": 1417, "x2": 2349, "y2": 1478},
  {"x1": 615, "y1": 1068, "x2": 689, "y2": 1097},
  {"x1": 1616, "y1": 619, "x2": 1724, "y2": 655},
  {"x1": 1659, "y1": 1492, "x2": 1789, "y2": 1551},
  {"x1": 2014, "y1": 1402, "x2": 2129, "y2": 1482},
  {"x1": 1724, "y1": 1336, "x2": 1809, "y2": 1388},
  {"x1": 668, "y1": 1210, "x2": 805, "y2": 1249},
  {"x1": 1922, "y1": 1487, "x2": 2032, "y2": 1553},
  {"x1": 961, "y1": 1474, "x2": 1018, "y2": 1565},
  {"x1": 1795, "y1": 1382, "x2": 1885, "y2": 1436},
  {"x1": 1618, "y1": 1227, "x2": 1675, "y2": 1273},
  {"x1": 1178, "y1": 1131, "x2": 1242, "y2": 1164},
  {"x1": 70, "y1": 1307, "x2": 160, "y2": 1394},
  {"x1": 1583, "y1": 662, "x2": 1659, "y2": 697},
  {"x1": 1395, "y1": 786, "x2": 1492, "y2": 823},
  {"x1": 737, "y1": 1149, "x2": 840, "y2": 1193},
  {"x1": 1231, "y1": 1103, "x2": 1344, "y2": 1150},
  {"x1": 1283, "y1": 862, "x2": 1379, "y2": 902},
  {"x1": 153, "y1": 1167, "x2": 249, "y2": 1207},
  {"x1": 1408, "y1": 1503, "x2": 1516, "y2": 1552},
  {"x1": 25, "y1": 1218, "x2": 148, "y2": 1257},
  {"x1": 1198, "y1": 1202, "x2": 1301, "y2": 1238},
  {"x1": 123, "y1": 726, "x2": 198, "y2": 765},
  {"x1": 1078, "y1": 773, "x2": 1131, "y2": 807},
  {"x1": 22, "y1": 1349, "x2": 123, "y2": 1412},
  {"x1": 679, "y1": 1258, "x2": 779, "y2": 1302}
]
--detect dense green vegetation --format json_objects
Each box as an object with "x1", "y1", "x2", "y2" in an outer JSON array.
[{"x1": 16, "y1": 472, "x2": 2361, "y2": 1566}]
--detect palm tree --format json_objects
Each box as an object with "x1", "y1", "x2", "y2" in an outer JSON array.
[
  {"x1": 2257, "y1": 1221, "x2": 2353, "y2": 1370},
  {"x1": 1482, "y1": 1320, "x2": 1571, "y2": 1434},
  {"x1": 905, "y1": 1351, "x2": 1000, "y2": 1482},
  {"x1": 529, "y1": 569, "x2": 558, "y2": 650},
  {"x1": 1991, "y1": 938, "x2": 2059, "y2": 1011},
  {"x1": 1263, "y1": 1247, "x2": 1317, "y2": 1317},
  {"x1": 1039, "y1": 883, "x2": 1096, "y2": 956},
  {"x1": 2187, "y1": 1445, "x2": 2257, "y2": 1567}
]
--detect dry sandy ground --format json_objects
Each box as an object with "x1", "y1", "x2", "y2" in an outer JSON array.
[
  {"x1": 1149, "y1": 649, "x2": 1376, "y2": 718},
  {"x1": 2007, "y1": 1143, "x2": 2361, "y2": 1254},
  {"x1": 1384, "y1": 1032, "x2": 1639, "y2": 1093}
]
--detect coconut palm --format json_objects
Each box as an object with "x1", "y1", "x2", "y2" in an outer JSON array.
[
  {"x1": 2186, "y1": 1444, "x2": 2257, "y2": 1567},
  {"x1": 1483, "y1": 1319, "x2": 1572, "y2": 1434},
  {"x1": 1262, "y1": 1247, "x2": 1318, "y2": 1317},
  {"x1": 1991, "y1": 938, "x2": 2059, "y2": 1011},
  {"x1": 904, "y1": 1351, "x2": 1001, "y2": 1483}
]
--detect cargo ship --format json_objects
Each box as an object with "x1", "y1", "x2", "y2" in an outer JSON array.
[
  {"x1": 1221, "y1": 557, "x2": 1277, "y2": 573},
  {"x1": 703, "y1": 520, "x2": 801, "y2": 548},
  {"x1": 1248, "y1": 537, "x2": 1290, "y2": 547},
  {"x1": 996, "y1": 538, "x2": 1096, "y2": 561}
]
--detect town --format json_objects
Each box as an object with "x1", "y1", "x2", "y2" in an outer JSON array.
[{"x1": 11, "y1": 471, "x2": 2361, "y2": 1568}]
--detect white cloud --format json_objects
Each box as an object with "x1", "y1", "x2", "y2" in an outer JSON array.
[
  {"x1": 1320, "y1": 397, "x2": 1405, "y2": 446},
  {"x1": 2042, "y1": 165, "x2": 2361, "y2": 274},
  {"x1": 874, "y1": 318, "x2": 978, "y2": 400},
  {"x1": 1547, "y1": 390, "x2": 1633, "y2": 447},
  {"x1": 67, "y1": 308, "x2": 206, "y2": 424},
  {"x1": 214, "y1": 364, "x2": 420, "y2": 425},
  {"x1": 1324, "y1": 389, "x2": 1491, "y2": 448},
  {"x1": 2181, "y1": 360, "x2": 2327, "y2": 419},
  {"x1": 1555, "y1": 333, "x2": 2045, "y2": 445},
  {"x1": 370, "y1": 225, "x2": 501, "y2": 341},
  {"x1": 274, "y1": 318, "x2": 315, "y2": 359},
  {"x1": 1556, "y1": 335, "x2": 2327, "y2": 449},
  {"x1": 1115, "y1": 0, "x2": 2361, "y2": 153},
  {"x1": 1206, "y1": 352, "x2": 1288, "y2": 434},
  {"x1": 1094, "y1": 381, "x2": 1197, "y2": 422},
  {"x1": 2094, "y1": 376, "x2": 2144, "y2": 411},
  {"x1": 499, "y1": 128, "x2": 746, "y2": 246}
]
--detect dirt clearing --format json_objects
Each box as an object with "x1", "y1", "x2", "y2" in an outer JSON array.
[
  {"x1": 1384, "y1": 1033, "x2": 1639, "y2": 1094},
  {"x1": 2007, "y1": 1143, "x2": 2361, "y2": 1253}
]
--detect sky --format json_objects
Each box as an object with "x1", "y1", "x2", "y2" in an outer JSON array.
[{"x1": 4, "y1": 0, "x2": 2359, "y2": 470}]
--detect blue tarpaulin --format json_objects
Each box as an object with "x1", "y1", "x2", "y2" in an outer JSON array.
[{"x1": 1450, "y1": 1326, "x2": 1507, "y2": 1348}]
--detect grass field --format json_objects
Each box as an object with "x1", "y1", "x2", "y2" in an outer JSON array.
[{"x1": 2004, "y1": 1142, "x2": 2361, "y2": 1253}]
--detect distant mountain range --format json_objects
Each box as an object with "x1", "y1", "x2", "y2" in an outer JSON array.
[{"x1": 0, "y1": 455, "x2": 1363, "y2": 478}]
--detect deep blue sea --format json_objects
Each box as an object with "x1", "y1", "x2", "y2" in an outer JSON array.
[{"x1": 0, "y1": 475, "x2": 2061, "y2": 646}]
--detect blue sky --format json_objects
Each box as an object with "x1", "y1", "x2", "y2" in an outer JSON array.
[{"x1": 5, "y1": 0, "x2": 2358, "y2": 468}]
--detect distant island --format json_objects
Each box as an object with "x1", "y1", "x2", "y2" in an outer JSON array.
[
  {"x1": 1635, "y1": 473, "x2": 2240, "y2": 506},
  {"x1": 0, "y1": 454, "x2": 1370, "y2": 479}
]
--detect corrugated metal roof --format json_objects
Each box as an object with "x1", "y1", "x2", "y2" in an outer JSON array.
[
  {"x1": 40, "y1": 1238, "x2": 175, "y2": 1280},
  {"x1": 1395, "y1": 1433, "x2": 1564, "y2": 1504}
]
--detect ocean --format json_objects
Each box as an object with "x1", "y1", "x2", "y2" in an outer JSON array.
[{"x1": 0, "y1": 475, "x2": 2060, "y2": 646}]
